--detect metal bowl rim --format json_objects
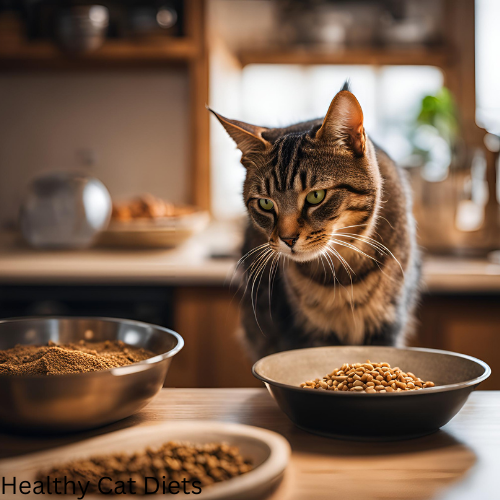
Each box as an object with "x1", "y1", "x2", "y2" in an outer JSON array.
[
  {"x1": 0, "y1": 316, "x2": 184, "y2": 380},
  {"x1": 252, "y1": 346, "x2": 491, "y2": 397}
]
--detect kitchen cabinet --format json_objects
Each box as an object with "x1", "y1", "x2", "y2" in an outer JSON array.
[{"x1": 414, "y1": 294, "x2": 500, "y2": 391}]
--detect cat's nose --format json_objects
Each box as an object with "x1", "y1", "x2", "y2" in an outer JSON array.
[{"x1": 280, "y1": 235, "x2": 299, "y2": 248}]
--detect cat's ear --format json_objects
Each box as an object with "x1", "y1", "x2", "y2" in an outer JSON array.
[
  {"x1": 209, "y1": 108, "x2": 270, "y2": 157},
  {"x1": 316, "y1": 90, "x2": 366, "y2": 156}
]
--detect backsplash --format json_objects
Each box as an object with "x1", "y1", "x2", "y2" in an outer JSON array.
[{"x1": 0, "y1": 71, "x2": 189, "y2": 227}]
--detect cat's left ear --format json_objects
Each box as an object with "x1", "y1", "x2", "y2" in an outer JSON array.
[
  {"x1": 209, "y1": 108, "x2": 270, "y2": 158},
  {"x1": 316, "y1": 90, "x2": 366, "y2": 156}
]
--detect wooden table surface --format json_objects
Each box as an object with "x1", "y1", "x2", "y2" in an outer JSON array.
[{"x1": 1, "y1": 389, "x2": 499, "y2": 500}]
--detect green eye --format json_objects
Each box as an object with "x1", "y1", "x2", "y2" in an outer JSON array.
[
  {"x1": 259, "y1": 198, "x2": 274, "y2": 211},
  {"x1": 306, "y1": 189, "x2": 326, "y2": 205}
]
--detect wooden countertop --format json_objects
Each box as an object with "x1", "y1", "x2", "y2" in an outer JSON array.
[
  {"x1": 1, "y1": 229, "x2": 500, "y2": 292},
  {"x1": 1, "y1": 388, "x2": 498, "y2": 500}
]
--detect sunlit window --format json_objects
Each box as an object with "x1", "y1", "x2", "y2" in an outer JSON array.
[
  {"x1": 211, "y1": 64, "x2": 443, "y2": 218},
  {"x1": 476, "y1": 0, "x2": 500, "y2": 134}
]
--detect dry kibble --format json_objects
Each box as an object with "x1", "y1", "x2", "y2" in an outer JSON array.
[
  {"x1": 300, "y1": 361, "x2": 436, "y2": 393},
  {"x1": 36, "y1": 442, "x2": 252, "y2": 494}
]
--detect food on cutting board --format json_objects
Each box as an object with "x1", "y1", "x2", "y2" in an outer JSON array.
[
  {"x1": 0, "y1": 340, "x2": 155, "y2": 376},
  {"x1": 300, "y1": 360, "x2": 436, "y2": 393},
  {"x1": 37, "y1": 441, "x2": 253, "y2": 495},
  {"x1": 112, "y1": 193, "x2": 195, "y2": 221}
]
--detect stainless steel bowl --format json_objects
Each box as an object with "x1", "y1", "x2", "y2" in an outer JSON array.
[
  {"x1": 0, "y1": 317, "x2": 183, "y2": 433},
  {"x1": 20, "y1": 171, "x2": 112, "y2": 249}
]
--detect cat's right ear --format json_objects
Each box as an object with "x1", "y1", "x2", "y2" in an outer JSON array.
[{"x1": 208, "y1": 108, "x2": 270, "y2": 159}]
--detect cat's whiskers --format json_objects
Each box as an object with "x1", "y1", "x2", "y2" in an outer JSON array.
[
  {"x1": 230, "y1": 242, "x2": 270, "y2": 290},
  {"x1": 325, "y1": 245, "x2": 355, "y2": 278},
  {"x1": 324, "y1": 246, "x2": 355, "y2": 316},
  {"x1": 229, "y1": 245, "x2": 269, "y2": 299},
  {"x1": 334, "y1": 223, "x2": 370, "y2": 232},
  {"x1": 319, "y1": 254, "x2": 328, "y2": 285},
  {"x1": 334, "y1": 233, "x2": 388, "y2": 255},
  {"x1": 238, "y1": 247, "x2": 273, "y2": 303},
  {"x1": 328, "y1": 237, "x2": 404, "y2": 287},
  {"x1": 268, "y1": 252, "x2": 281, "y2": 318},
  {"x1": 320, "y1": 250, "x2": 337, "y2": 301},
  {"x1": 235, "y1": 242, "x2": 270, "y2": 271},
  {"x1": 333, "y1": 232, "x2": 404, "y2": 276},
  {"x1": 250, "y1": 250, "x2": 275, "y2": 332},
  {"x1": 330, "y1": 238, "x2": 383, "y2": 267}
]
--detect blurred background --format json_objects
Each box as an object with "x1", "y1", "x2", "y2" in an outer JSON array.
[{"x1": 0, "y1": 0, "x2": 499, "y2": 388}]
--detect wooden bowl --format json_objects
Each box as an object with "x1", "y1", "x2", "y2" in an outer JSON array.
[
  {"x1": 0, "y1": 422, "x2": 291, "y2": 500},
  {"x1": 97, "y1": 210, "x2": 209, "y2": 248}
]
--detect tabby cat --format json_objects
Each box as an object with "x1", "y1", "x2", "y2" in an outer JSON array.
[{"x1": 211, "y1": 82, "x2": 420, "y2": 361}]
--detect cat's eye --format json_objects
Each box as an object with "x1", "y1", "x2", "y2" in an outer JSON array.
[
  {"x1": 259, "y1": 198, "x2": 274, "y2": 211},
  {"x1": 306, "y1": 189, "x2": 326, "y2": 205}
]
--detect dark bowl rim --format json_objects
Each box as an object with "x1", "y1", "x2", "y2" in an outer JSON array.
[
  {"x1": 252, "y1": 346, "x2": 491, "y2": 397},
  {"x1": 0, "y1": 316, "x2": 184, "y2": 380}
]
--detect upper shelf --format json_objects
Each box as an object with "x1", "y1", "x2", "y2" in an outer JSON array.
[
  {"x1": 237, "y1": 46, "x2": 452, "y2": 68},
  {"x1": 0, "y1": 38, "x2": 198, "y2": 70}
]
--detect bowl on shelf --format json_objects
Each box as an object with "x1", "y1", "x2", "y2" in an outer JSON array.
[
  {"x1": 97, "y1": 194, "x2": 210, "y2": 248},
  {"x1": 0, "y1": 317, "x2": 183, "y2": 433},
  {"x1": 253, "y1": 346, "x2": 490, "y2": 440},
  {"x1": 97, "y1": 209, "x2": 210, "y2": 248}
]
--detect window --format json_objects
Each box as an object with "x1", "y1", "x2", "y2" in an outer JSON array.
[
  {"x1": 475, "y1": 0, "x2": 500, "y2": 134},
  {"x1": 211, "y1": 64, "x2": 443, "y2": 218}
]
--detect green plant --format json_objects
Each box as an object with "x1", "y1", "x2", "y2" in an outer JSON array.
[{"x1": 416, "y1": 87, "x2": 459, "y2": 146}]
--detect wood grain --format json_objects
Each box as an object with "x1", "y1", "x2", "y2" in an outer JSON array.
[
  {"x1": 170, "y1": 286, "x2": 259, "y2": 388},
  {"x1": 413, "y1": 295, "x2": 500, "y2": 391},
  {"x1": 187, "y1": 0, "x2": 211, "y2": 211},
  {"x1": 1, "y1": 389, "x2": 498, "y2": 500},
  {"x1": 0, "y1": 39, "x2": 198, "y2": 70}
]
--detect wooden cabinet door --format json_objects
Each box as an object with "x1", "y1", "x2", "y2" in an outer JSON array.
[
  {"x1": 168, "y1": 286, "x2": 260, "y2": 388},
  {"x1": 414, "y1": 295, "x2": 500, "y2": 390}
]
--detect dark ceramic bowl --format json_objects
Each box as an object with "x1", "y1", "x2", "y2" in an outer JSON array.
[{"x1": 253, "y1": 346, "x2": 490, "y2": 440}]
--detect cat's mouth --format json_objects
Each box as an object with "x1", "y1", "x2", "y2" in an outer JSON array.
[{"x1": 278, "y1": 245, "x2": 325, "y2": 263}]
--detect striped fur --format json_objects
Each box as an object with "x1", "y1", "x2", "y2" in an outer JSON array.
[{"x1": 212, "y1": 86, "x2": 420, "y2": 361}]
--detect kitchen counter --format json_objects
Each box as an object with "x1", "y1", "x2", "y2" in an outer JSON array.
[
  {"x1": 1, "y1": 388, "x2": 498, "y2": 500},
  {"x1": 1, "y1": 229, "x2": 500, "y2": 292}
]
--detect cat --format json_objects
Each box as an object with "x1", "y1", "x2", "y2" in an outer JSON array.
[{"x1": 211, "y1": 82, "x2": 420, "y2": 361}]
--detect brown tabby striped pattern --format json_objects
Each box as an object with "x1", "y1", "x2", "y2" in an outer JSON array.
[{"x1": 211, "y1": 83, "x2": 420, "y2": 360}]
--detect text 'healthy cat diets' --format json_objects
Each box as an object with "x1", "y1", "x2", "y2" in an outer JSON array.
[
  {"x1": 34, "y1": 441, "x2": 253, "y2": 496},
  {"x1": 300, "y1": 361, "x2": 436, "y2": 393}
]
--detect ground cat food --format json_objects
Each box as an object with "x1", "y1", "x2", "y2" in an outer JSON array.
[
  {"x1": 300, "y1": 360, "x2": 436, "y2": 393},
  {"x1": 36, "y1": 441, "x2": 253, "y2": 495},
  {"x1": 0, "y1": 340, "x2": 155, "y2": 376}
]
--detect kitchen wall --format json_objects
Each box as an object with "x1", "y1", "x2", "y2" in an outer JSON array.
[{"x1": 0, "y1": 71, "x2": 189, "y2": 227}]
